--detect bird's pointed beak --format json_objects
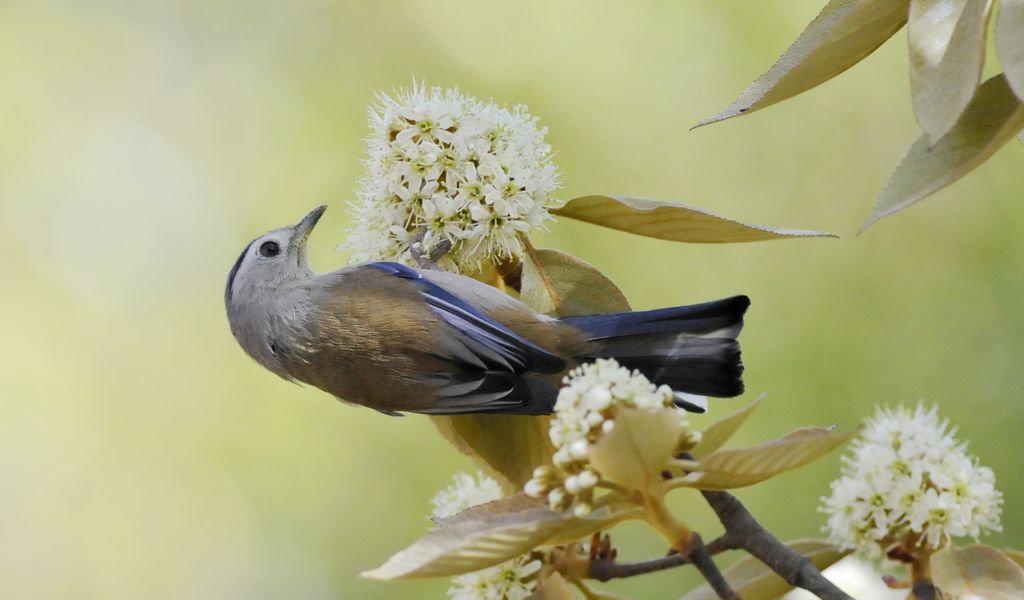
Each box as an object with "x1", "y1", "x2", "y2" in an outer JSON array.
[{"x1": 290, "y1": 205, "x2": 327, "y2": 248}]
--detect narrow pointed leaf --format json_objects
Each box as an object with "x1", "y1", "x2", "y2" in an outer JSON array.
[
  {"x1": 679, "y1": 540, "x2": 849, "y2": 600},
  {"x1": 694, "y1": 0, "x2": 909, "y2": 128},
  {"x1": 438, "y1": 493, "x2": 642, "y2": 547},
  {"x1": 552, "y1": 195, "x2": 835, "y2": 243},
  {"x1": 543, "y1": 502, "x2": 645, "y2": 546},
  {"x1": 432, "y1": 414, "x2": 554, "y2": 492},
  {"x1": 434, "y1": 493, "x2": 547, "y2": 527},
  {"x1": 679, "y1": 427, "x2": 855, "y2": 490},
  {"x1": 931, "y1": 544, "x2": 1024, "y2": 599},
  {"x1": 1004, "y1": 548, "x2": 1024, "y2": 569},
  {"x1": 909, "y1": 0, "x2": 993, "y2": 142},
  {"x1": 521, "y1": 247, "x2": 630, "y2": 317},
  {"x1": 365, "y1": 495, "x2": 642, "y2": 580},
  {"x1": 588, "y1": 408, "x2": 682, "y2": 492},
  {"x1": 362, "y1": 504, "x2": 565, "y2": 580},
  {"x1": 863, "y1": 74, "x2": 1024, "y2": 230},
  {"x1": 998, "y1": 0, "x2": 1024, "y2": 100},
  {"x1": 691, "y1": 395, "x2": 764, "y2": 459}
]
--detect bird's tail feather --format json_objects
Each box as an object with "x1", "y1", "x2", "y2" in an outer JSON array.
[{"x1": 561, "y1": 295, "x2": 749, "y2": 399}]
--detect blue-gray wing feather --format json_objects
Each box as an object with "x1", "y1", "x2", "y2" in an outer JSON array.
[{"x1": 362, "y1": 262, "x2": 564, "y2": 413}]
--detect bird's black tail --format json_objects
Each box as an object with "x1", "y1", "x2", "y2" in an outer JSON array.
[{"x1": 561, "y1": 295, "x2": 749, "y2": 400}]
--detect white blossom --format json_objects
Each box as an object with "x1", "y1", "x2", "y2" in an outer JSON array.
[
  {"x1": 821, "y1": 404, "x2": 1002, "y2": 559},
  {"x1": 524, "y1": 358, "x2": 697, "y2": 513},
  {"x1": 431, "y1": 471, "x2": 503, "y2": 520},
  {"x1": 344, "y1": 80, "x2": 562, "y2": 273},
  {"x1": 431, "y1": 473, "x2": 540, "y2": 600},
  {"x1": 447, "y1": 557, "x2": 541, "y2": 600}
]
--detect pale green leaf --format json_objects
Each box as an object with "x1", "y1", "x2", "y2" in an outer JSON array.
[
  {"x1": 532, "y1": 572, "x2": 578, "y2": 600},
  {"x1": 432, "y1": 414, "x2": 554, "y2": 492},
  {"x1": 694, "y1": 0, "x2": 909, "y2": 128},
  {"x1": 1003, "y1": 548, "x2": 1024, "y2": 569},
  {"x1": 691, "y1": 395, "x2": 764, "y2": 459},
  {"x1": 361, "y1": 503, "x2": 564, "y2": 580},
  {"x1": 588, "y1": 408, "x2": 682, "y2": 492},
  {"x1": 909, "y1": 0, "x2": 993, "y2": 142},
  {"x1": 440, "y1": 493, "x2": 642, "y2": 547},
  {"x1": 521, "y1": 247, "x2": 630, "y2": 317},
  {"x1": 862, "y1": 74, "x2": 1024, "y2": 231},
  {"x1": 552, "y1": 195, "x2": 835, "y2": 243},
  {"x1": 679, "y1": 427, "x2": 855, "y2": 490},
  {"x1": 434, "y1": 493, "x2": 547, "y2": 527},
  {"x1": 679, "y1": 540, "x2": 850, "y2": 600},
  {"x1": 931, "y1": 544, "x2": 1024, "y2": 599},
  {"x1": 543, "y1": 502, "x2": 644, "y2": 546},
  {"x1": 365, "y1": 495, "x2": 642, "y2": 580},
  {"x1": 997, "y1": 0, "x2": 1024, "y2": 100}
]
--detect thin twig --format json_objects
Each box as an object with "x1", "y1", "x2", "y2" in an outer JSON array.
[
  {"x1": 687, "y1": 533, "x2": 740, "y2": 600},
  {"x1": 587, "y1": 534, "x2": 737, "y2": 581},
  {"x1": 590, "y1": 553, "x2": 689, "y2": 581},
  {"x1": 701, "y1": 490, "x2": 855, "y2": 600}
]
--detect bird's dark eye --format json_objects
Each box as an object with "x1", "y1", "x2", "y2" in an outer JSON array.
[{"x1": 258, "y1": 241, "x2": 280, "y2": 258}]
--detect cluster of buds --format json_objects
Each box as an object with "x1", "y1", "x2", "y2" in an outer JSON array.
[{"x1": 525, "y1": 358, "x2": 699, "y2": 516}]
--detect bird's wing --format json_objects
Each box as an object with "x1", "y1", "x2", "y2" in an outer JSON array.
[{"x1": 361, "y1": 262, "x2": 565, "y2": 414}]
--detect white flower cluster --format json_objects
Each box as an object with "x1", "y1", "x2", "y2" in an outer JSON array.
[
  {"x1": 447, "y1": 559, "x2": 541, "y2": 600},
  {"x1": 821, "y1": 404, "x2": 1003, "y2": 559},
  {"x1": 344, "y1": 81, "x2": 562, "y2": 273},
  {"x1": 431, "y1": 471, "x2": 503, "y2": 520},
  {"x1": 431, "y1": 473, "x2": 540, "y2": 600},
  {"x1": 525, "y1": 358, "x2": 697, "y2": 516}
]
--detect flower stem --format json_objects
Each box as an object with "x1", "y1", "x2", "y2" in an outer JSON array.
[
  {"x1": 643, "y1": 490, "x2": 738, "y2": 599},
  {"x1": 643, "y1": 490, "x2": 693, "y2": 554},
  {"x1": 910, "y1": 551, "x2": 938, "y2": 600}
]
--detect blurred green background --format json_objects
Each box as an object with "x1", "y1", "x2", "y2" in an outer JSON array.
[{"x1": 2, "y1": 1, "x2": 1021, "y2": 598}]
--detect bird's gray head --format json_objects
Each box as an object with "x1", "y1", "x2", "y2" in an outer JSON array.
[{"x1": 224, "y1": 205, "x2": 326, "y2": 309}]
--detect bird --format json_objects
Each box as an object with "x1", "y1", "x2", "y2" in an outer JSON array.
[{"x1": 225, "y1": 206, "x2": 750, "y2": 416}]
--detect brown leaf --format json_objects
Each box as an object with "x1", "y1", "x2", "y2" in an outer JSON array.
[
  {"x1": 431, "y1": 414, "x2": 555, "y2": 492},
  {"x1": 908, "y1": 0, "x2": 993, "y2": 142},
  {"x1": 552, "y1": 195, "x2": 835, "y2": 243},
  {"x1": 679, "y1": 540, "x2": 850, "y2": 600},
  {"x1": 520, "y1": 247, "x2": 630, "y2": 317},
  {"x1": 998, "y1": 0, "x2": 1024, "y2": 101},
  {"x1": 862, "y1": 73, "x2": 1024, "y2": 231},
  {"x1": 694, "y1": 0, "x2": 910, "y2": 128},
  {"x1": 691, "y1": 395, "x2": 764, "y2": 459},
  {"x1": 680, "y1": 426, "x2": 855, "y2": 490},
  {"x1": 931, "y1": 544, "x2": 1024, "y2": 599}
]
